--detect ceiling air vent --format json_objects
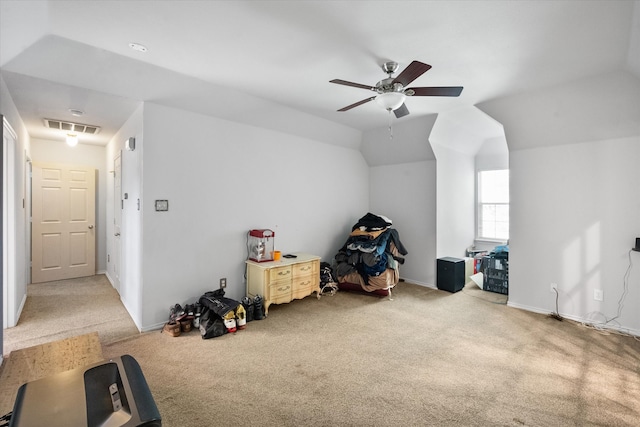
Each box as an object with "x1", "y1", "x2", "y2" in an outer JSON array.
[{"x1": 43, "y1": 119, "x2": 101, "y2": 135}]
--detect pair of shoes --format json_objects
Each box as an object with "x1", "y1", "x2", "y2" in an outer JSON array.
[{"x1": 162, "y1": 321, "x2": 181, "y2": 337}]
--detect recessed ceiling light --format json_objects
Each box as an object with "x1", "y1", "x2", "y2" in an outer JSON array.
[
  {"x1": 68, "y1": 109, "x2": 84, "y2": 117},
  {"x1": 128, "y1": 42, "x2": 148, "y2": 52}
]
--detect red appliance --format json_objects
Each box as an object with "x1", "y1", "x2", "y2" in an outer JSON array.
[{"x1": 248, "y1": 229, "x2": 275, "y2": 262}]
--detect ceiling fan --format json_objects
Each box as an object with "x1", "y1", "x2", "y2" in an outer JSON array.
[{"x1": 330, "y1": 60, "x2": 463, "y2": 118}]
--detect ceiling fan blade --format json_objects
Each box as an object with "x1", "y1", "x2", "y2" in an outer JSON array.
[
  {"x1": 337, "y1": 97, "x2": 376, "y2": 112},
  {"x1": 407, "y1": 86, "x2": 464, "y2": 97},
  {"x1": 394, "y1": 103, "x2": 410, "y2": 118},
  {"x1": 330, "y1": 79, "x2": 375, "y2": 91},
  {"x1": 392, "y1": 61, "x2": 432, "y2": 87}
]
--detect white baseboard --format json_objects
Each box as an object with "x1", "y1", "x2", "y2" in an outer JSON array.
[
  {"x1": 141, "y1": 322, "x2": 166, "y2": 333},
  {"x1": 507, "y1": 301, "x2": 640, "y2": 337},
  {"x1": 401, "y1": 278, "x2": 437, "y2": 289},
  {"x1": 104, "y1": 271, "x2": 115, "y2": 287},
  {"x1": 13, "y1": 293, "x2": 27, "y2": 327}
]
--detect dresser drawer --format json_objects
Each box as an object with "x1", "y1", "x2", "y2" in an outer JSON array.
[
  {"x1": 269, "y1": 282, "x2": 292, "y2": 304},
  {"x1": 291, "y1": 275, "x2": 314, "y2": 300},
  {"x1": 292, "y1": 275, "x2": 315, "y2": 292},
  {"x1": 270, "y1": 266, "x2": 292, "y2": 281},
  {"x1": 293, "y1": 261, "x2": 316, "y2": 277}
]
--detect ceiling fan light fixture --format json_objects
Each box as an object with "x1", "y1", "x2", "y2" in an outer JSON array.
[
  {"x1": 66, "y1": 133, "x2": 78, "y2": 147},
  {"x1": 375, "y1": 92, "x2": 406, "y2": 111}
]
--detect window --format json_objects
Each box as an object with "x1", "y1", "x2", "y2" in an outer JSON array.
[{"x1": 477, "y1": 169, "x2": 509, "y2": 240}]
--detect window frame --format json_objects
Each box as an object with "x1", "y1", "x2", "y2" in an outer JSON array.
[{"x1": 476, "y1": 169, "x2": 510, "y2": 242}]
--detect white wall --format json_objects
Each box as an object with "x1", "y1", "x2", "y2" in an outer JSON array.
[
  {"x1": 361, "y1": 115, "x2": 437, "y2": 166},
  {"x1": 137, "y1": 102, "x2": 368, "y2": 330},
  {"x1": 370, "y1": 160, "x2": 437, "y2": 286},
  {"x1": 475, "y1": 135, "x2": 509, "y2": 172},
  {"x1": 106, "y1": 104, "x2": 144, "y2": 329},
  {"x1": 29, "y1": 138, "x2": 108, "y2": 274},
  {"x1": 1, "y1": 74, "x2": 30, "y2": 334},
  {"x1": 431, "y1": 142, "x2": 475, "y2": 259},
  {"x1": 509, "y1": 137, "x2": 640, "y2": 333},
  {"x1": 478, "y1": 70, "x2": 640, "y2": 333}
]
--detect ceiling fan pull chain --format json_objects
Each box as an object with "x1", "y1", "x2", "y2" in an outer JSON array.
[{"x1": 388, "y1": 110, "x2": 393, "y2": 140}]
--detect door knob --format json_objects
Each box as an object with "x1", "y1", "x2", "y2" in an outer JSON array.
[{"x1": 88, "y1": 225, "x2": 94, "y2": 229}]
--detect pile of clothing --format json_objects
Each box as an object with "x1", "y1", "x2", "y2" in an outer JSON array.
[{"x1": 334, "y1": 213, "x2": 408, "y2": 293}]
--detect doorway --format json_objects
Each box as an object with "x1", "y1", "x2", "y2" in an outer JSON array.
[{"x1": 112, "y1": 152, "x2": 122, "y2": 292}]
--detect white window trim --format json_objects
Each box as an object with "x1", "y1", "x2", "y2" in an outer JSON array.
[{"x1": 476, "y1": 169, "x2": 509, "y2": 242}]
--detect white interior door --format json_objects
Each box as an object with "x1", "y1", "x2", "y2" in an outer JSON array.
[
  {"x1": 31, "y1": 162, "x2": 96, "y2": 283},
  {"x1": 113, "y1": 153, "x2": 122, "y2": 291}
]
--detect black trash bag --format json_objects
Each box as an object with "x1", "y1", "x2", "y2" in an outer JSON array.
[
  {"x1": 198, "y1": 289, "x2": 242, "y2": 339},
  {"x1": 198, "y1": 308, "x2": 227, "y2": 339},
  {"x1": 199, "y1": 289, "x2": 240, "y2": 319}
]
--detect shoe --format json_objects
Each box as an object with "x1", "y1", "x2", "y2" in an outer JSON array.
[
  {"x1": 162, "y1": 321, "x2": 181, "y2": 337},
  {"x1": 223, "y1": 316, "x2": 237, "y2": 333},
  {"x1": 193, "y1": 302, "x2": 203, "y2": 328},
  {"x1": 236, "y1": 305, "x2": 247, "y2": 330},
  {"x1": 241, "y1": 297, "x2": 254, "y2": 322},
  {"x1": 180, "y1": 319, "x2": 192, "y2": 332},
  {"x1": 253, "y1": 295, "x2": 264, "y2": 320},
  {"x1": 185, "y1": 303, "x2": 195, "y2": 317},
  {"x1": 169, "y1": 304, "x2": 186, "y2": 322}
]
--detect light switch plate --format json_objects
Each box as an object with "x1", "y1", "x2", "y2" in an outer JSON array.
[{"x1": 155, "y1": 200, "x2": 168, "y2": 211}]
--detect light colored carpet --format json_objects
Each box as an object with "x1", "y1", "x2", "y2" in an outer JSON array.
[
  {"x1": 3, "y1": 274, "x2": 139, "y2": 356},
  {"x1": 0, "y1": 332, "x2": 104, "y2": 414},
  {"x1": 102, "y1": 282, "x2": 640, "y2": 427}
]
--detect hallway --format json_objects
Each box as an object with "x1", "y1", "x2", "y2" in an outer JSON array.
[{"x1": 2, "y1": 274, "x2": 139, "y2": 356}]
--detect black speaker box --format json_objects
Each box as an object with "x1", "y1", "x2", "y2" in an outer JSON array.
[{"x1": 437, "y1": 257, "x2": 466, "y2": 293}]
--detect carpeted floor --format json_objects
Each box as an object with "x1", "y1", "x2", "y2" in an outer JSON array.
[
  {"x1": 0, "y1": 332, "x2": 104, "y2": 414},
  {"x1": 2, "y1": 277, "x2": 639, "y2": 426},
  {"x1": 101, "y1": 282, "x2": 640, "y2": 427},
  {"x1": 2, "y1": 274, "x2": 139, "y2": 356}
]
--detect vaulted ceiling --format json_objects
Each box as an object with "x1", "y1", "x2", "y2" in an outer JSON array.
[{"x1": 1, "y1": 1, "x2": 639, "y2": 149}]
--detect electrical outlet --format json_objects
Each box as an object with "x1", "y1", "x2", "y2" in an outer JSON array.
[
  {"x1": 220, "y1": 278, "x2": 227, "y2": 289},
  {"x1": 594, "y1": 289, "x2": 603, "y2": 301},
  {"x1": 550, "y1": 282, "x2": 558, "y2": 293}
]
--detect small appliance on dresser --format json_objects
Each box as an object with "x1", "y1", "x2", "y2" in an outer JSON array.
[
  {"x1": 248, "y1": 229, "x2": 275, "y2": 262},
  {"x1": 436, "y1": 257, "x2": 466, "y2": 293}
]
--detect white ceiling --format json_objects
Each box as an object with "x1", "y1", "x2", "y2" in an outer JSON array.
[{"x1": 1, "y1": 0, "x2": 638, "y2": 147}]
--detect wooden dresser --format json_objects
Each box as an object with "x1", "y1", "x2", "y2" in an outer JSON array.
[{"x1": 245, "y1": 253, "x2": 321, "y2": 315}]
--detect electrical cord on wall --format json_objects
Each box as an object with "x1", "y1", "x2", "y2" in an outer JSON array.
[
  {"x1": 578, "y1": 249, "x2": 638, "y2": 341},
  {"x1": 548, "y1": 288, "x2": 563, "y2": 321},
  {"x1": 605, "y1": 249, "x2": 633, "y2": 325}
]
